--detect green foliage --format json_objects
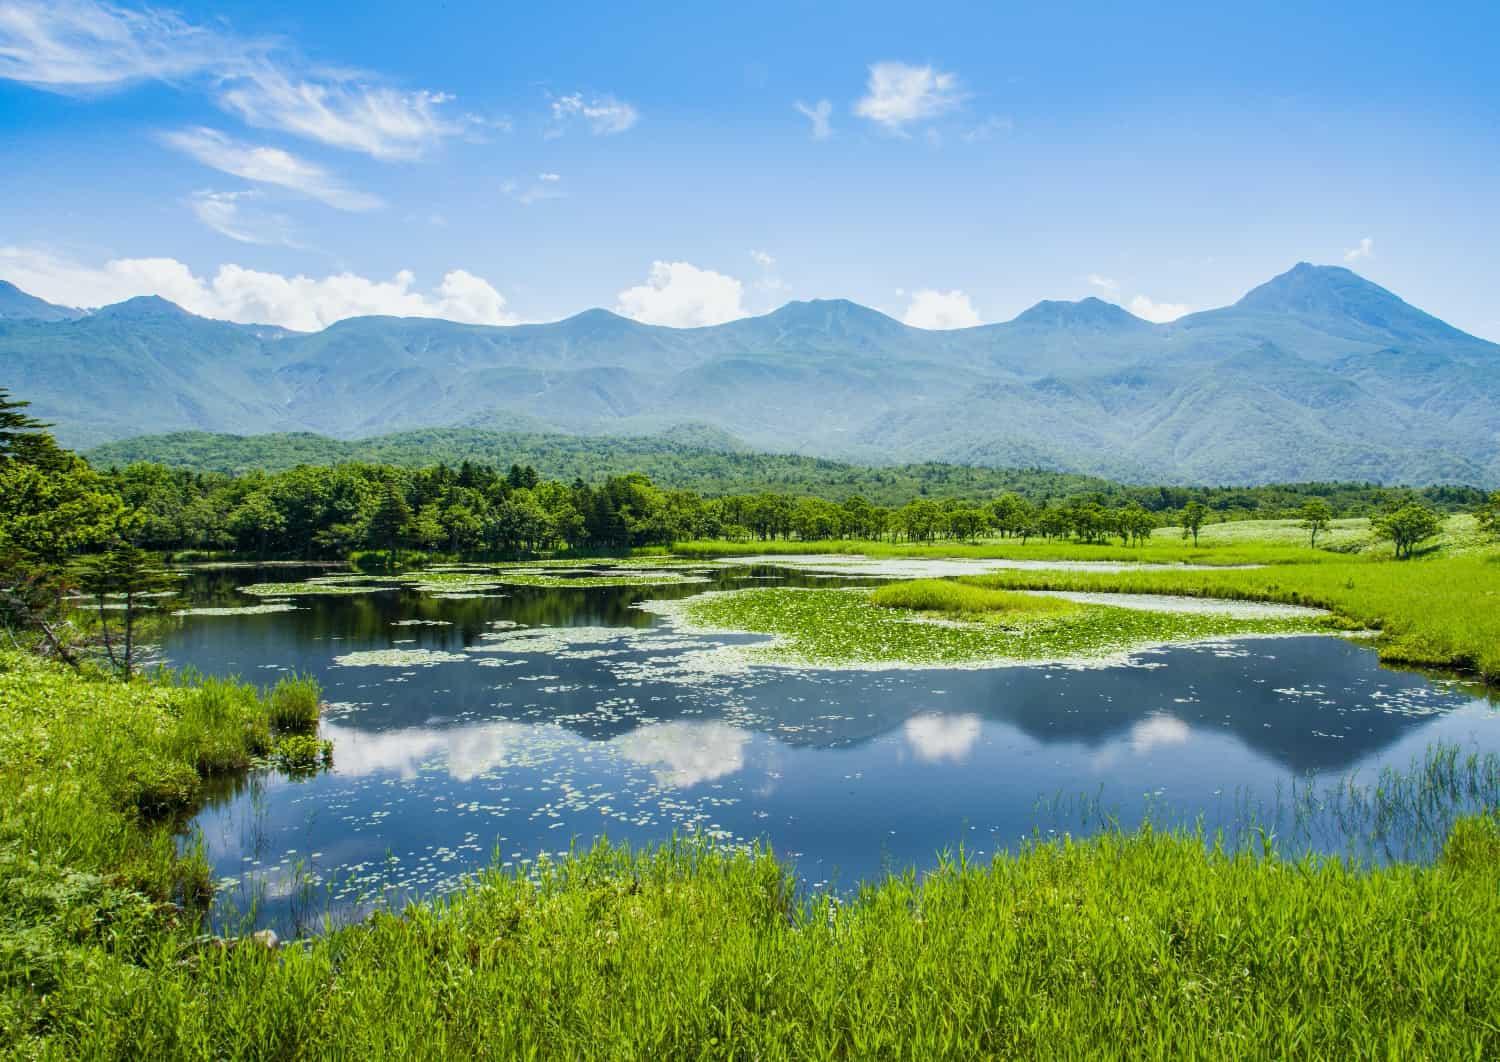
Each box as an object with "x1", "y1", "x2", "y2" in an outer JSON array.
[
  {"x1": 1373, "y1": 503, "x2": 1443, "y2": 559},
  {"x1": 1475, "y1": 491, "x2": 1500, "y2": 539},
  {"x1": 269, "y1": 733, "x2": 333, "y2": 771},
  {"x1": 1300, "y1": 498, "x2": 1334, "y2": 547},
  {"x1": 266, "y1": 674, "x2": 321, "y2": 732}
]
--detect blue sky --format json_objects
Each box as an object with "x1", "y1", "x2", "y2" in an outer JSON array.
[{"x1": 1, "y1": 0, "x2": 1497, "y2": 336}]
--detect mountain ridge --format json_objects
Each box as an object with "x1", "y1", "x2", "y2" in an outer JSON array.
[{"x1": 4, "y1": 264, "x2": 1497, "y2": 485}]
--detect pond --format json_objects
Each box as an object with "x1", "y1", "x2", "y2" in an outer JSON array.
[{"x1": 166, "y1": 559, "x2": 1500, "y2": 935}]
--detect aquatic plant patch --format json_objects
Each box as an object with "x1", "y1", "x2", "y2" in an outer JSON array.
[
  {"x1": 331, "y1": 648, "x2": 470, "y2": 667},
  {"x1": 665, "y1": 586, "x2": 1328, "y2": 667},
  {"x1": 175, "y1": 603, "x2": 303, "y2": 616},
  {"x1": 241, "y1": 581, "x2": 394, "y2": 597}
]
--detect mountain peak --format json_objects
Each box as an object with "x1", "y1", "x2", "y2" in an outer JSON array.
[
  {"x1": 0, "y1": 280, "x2": 84, "y2": 322},
  {"x1": 1010, "y1": 296, "x2": 1149, "y2": 330},
  {"x1": 1234, "y1": 262, "x2": 1401, "y2": 314},
  {"x1": 94, "y1": 294, "x2": 193, "y2": 321}
]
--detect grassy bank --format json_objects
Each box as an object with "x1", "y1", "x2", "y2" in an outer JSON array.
[
  {"x1": 960, "y1": 553, "x2": 1500, "y2": 682},
  {"x1": 673, "y1": 535, "x2": 1331, "y2": 566},
  {"x1": 0, "y1": 652, "x2": 323, "y2": 1051},
  {"x1": 3, "y1": 652, "x2": 1499, "y2": 1056}
]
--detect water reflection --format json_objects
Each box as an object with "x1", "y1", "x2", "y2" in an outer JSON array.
[{"x1": 168, "y1": 562, "x2": 1500, "y2": 933}]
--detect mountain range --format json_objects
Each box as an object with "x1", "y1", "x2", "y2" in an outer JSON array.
[{"x1": 3, "y1": 264, "x2": 1497, "y2": 485}]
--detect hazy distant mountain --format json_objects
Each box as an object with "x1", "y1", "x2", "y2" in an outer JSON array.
[
  {"x1": 0, "y1": 280, "x2": 84, "y2": 322},
  {"x1": 5, "y1": 263, "x2": 1497, "y2": 485}
]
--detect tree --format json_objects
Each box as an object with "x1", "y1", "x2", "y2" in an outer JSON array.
[
  {"x1": 1476, "y1": 492, "x2": 1500, "y2": 540},
  {"x1": 366, "y1": 483, "x2": 413, "y2": 551},
  {"x1": 1300, "y1": 499, "x2": 1333, "y2": 548},
  {"x1": 990, "y1": 493, "x2": 1034, "y2": 539},
  {"x1": 1180, "y1": 501, "x2": 1208, "y2": 547},
  {"x1": 0, "y1": 388, "x2": 65, "y2": 469},
  {"x1": 77, "y1": 544, "x2": 176, "y2": 679},
  {"x1": 946, "y1": 507, "x2": 990, "y2": 543},
  {"x1": 1373, "y1": 503, "x2": 1441, "y2": 559}
]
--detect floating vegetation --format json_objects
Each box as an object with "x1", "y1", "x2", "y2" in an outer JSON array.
[
  {"x1": 391, "y1": 619, "x2": 453, "y2": 627},
  {"x1": 176, "y1": 603, "x2": 304, "y2": 617},
  {"x1": 487, "y1": 571, "x2": 713, "y2": 588},
  {"x1": 653, "y1": 586, "x2": 1330, "y2": 668},
  {"x1": 241, "y1": 582, "x2": 394, "y2": 597},
  {"x1": 331, "y1": 648, "x2": 470, "y2": 667}
]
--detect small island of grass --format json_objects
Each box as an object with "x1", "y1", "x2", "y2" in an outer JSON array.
[{"x1": 664, "y1": 580, "x2": 1330, "y2": 668}]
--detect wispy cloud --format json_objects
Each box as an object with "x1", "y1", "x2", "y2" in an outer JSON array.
[
  {"x1": 1087, "y1": 273, "x2": 1120, "y2": 295},
  {"x1": 163, "y1": 127, "x2": 382, "y2": 211},
  {"x1": 0, "y1": 0, "x2": 467, "y2": 159},
  {"x1": 501, "y1": 172, "x2": 565, "y2": 206},
  {"x1": 854, "y1": 61, "x2": 963, "y2": 132},
  {"x1": 962, "y1": 115, "x2": 1013, "y2": 143},
  {"x1": 1344, "y1": 236, "x2": 1374, "y2": 262},
  {"x1": 187, "y1": 189, "x2": 302, "y2": 247},
  {"x1": 793, "y1": 98, "x2": 832, "y2": 140},
  {"x1": 548, "y1": 92, "x2": 638, "y2": 136}
]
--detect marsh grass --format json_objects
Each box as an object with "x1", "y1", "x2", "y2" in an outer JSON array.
[
  {"x1": 679, "y1": 586, "x2": 1326, "y2": 667},
  {"x1": 19, "y1": 828, "x2": 1500, "y2": 1058},
  {"x1": 956, "y1": 552, "x2": 1500, "y2": 682},
  {"x1": 870, "y1": 578, "x2": 1082, "y2": 620}
]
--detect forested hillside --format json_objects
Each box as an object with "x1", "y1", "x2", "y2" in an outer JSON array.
[{"x1": 9, "y1": 265, "x2": 1500, "y2": 485}]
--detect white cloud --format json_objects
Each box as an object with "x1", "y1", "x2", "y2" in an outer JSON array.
[
  {"x1": 902, "y1": 288, "x2": 981, "y2": 329},
  {"x1": 962, "y1": 115, "x2": 1013, "y2": 143},
  {"x1": 220, "y1": 67, "x2": 463, "y2": 161},
  {"x1": 163, "y1": 127, "x2": 381, "y2": 210},
  {"x1": 0, "y1": 246, "x2": 517, "y2": 330},
  {"x1": 501, "y1": 172, "x2": 565, "y2": 205},
  {"x1": 903, "y1": 713, "x2": 982, "y2": 764},
  {"x1": 0, "y1": 0, "x2": 226, "y2": 88},
  {"x1": 613, "y1": 721, "x2": 750, "y2": 788},
  {"x1": 187, "y1": 189, "x2": 300, "y2": 247},
  {"x1": 615, "y1": 260, "x2": 746, "y2": 327},
  {"x1": 793, "y1": 98, "x2": 832, "y2": 139},
  {"x1": 854, "y1": 61, "x2": 963, "y2": 131},
  {"x1": 0, "y1": 1, "x2": 466, "y2": 159},
  {"x1": 749, "y1": 249, "x2": 775, "y2": 268},
  {"x1": 549, "y1": 92, "x2": 638, "y2": 135},
  {"x1": 1087, "y1": 273, "x2": 1120, "y2": 296},
  {"x1": 1128, "y1": 714, "x2": 1191, "y2": 755},
  {"x1": 1344, "y1": 236, "x2": 1374, "y2": 262},
  {"x1": 1128, "y1": 293, "x2": 1191, "y2": 323}
]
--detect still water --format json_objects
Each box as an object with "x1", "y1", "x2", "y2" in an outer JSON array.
[{"x1": 166, "y1": 561, "x2": 1500, "y2": 933}]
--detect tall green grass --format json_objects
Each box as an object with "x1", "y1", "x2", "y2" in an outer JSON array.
[
  {"x1": 870, "y1": 578, "x2": 1080, "y2": 617},
  {"x1": 22, "y1": 828, "x2": 1500, "y2": 1058},
  {"x1": 959, "y1": 553, "x2": 1500, "y2": 682}
]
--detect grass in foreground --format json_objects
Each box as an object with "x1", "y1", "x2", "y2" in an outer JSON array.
[
  {"x1": 0, "y1": 653, "x2": 324, "y2": 1049},
  {"x1": 18, "y1": 827, "x2": 1500, "y2": 1058},
  {"x1": 674, "y1": 586, "x2": 1326, "y2": 667}
]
